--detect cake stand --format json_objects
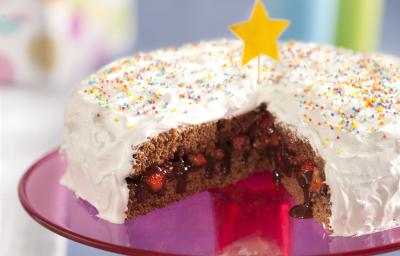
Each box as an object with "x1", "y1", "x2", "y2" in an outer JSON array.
[{"x1": 18, "y1": 150, "x2": 400, "y2": 256}]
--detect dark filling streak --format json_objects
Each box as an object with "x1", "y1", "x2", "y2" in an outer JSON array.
[
  {"x1": 221, "y1": 145, "x2": 232, "y2": 175},
  {"x1": 264, "y1": 146, "x2": 275, "y2": 163},
  {"x1": 132, "y1": 176, "x2": 145, "y2": 203},
  {"x1": 290, "y1": 202, "x2": 313, "y2": 219},
  {"x1": 280, "y1": 144, "x2": 294, "y2": 177},
  {"x1": 318, "y1": 184, "x2": 328, "y2": 197},
  {"x1": 244, "y1": 124, "x2": 257, "y2": 165},
  {"x1": 243, "y1": 150, "x2": 251, "y2": 165},
  {"x1": 205, "y1": 156, "x2": 215, "y2": 179},
  {"x1": 248, "y1": 122, "x2": 258, "y2": 148},
  {"x1": 217, "y1": 120, "x2": 232, "y2": 176},
  {"x1": 172, "y1": 156, "x2": 189, "y2": 194},
  {"x1": 290, "y1": 170, "x2": 313, "y2": 218},
  {"x1": 273, "y1": 144, "x2": 315, "y2": 219}
]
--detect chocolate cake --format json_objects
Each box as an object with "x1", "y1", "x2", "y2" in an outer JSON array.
[{"x1": 61, "y1": 40, "x2": 400, "y2": 236}]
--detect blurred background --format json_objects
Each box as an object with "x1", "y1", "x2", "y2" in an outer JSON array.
[{"x1": 1, "y1": 0, "x2": 399, "y2": 255}]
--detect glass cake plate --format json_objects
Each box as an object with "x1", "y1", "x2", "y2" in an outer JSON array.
[{"x1": 18, "y1": 150, "x2": 400, "y2": 256}]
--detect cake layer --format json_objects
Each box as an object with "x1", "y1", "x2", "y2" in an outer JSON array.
[
  {"x1": 61, "y1": 39, "x2": 400, "y2": 236},
  {"x1": 125, "y1": 106, "x2": 331, "y2": 231}
]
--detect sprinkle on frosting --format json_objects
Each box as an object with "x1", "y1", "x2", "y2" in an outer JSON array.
[
  {"x1": 82, "y1": 40, "x2": 400, "y2": 145},
  {"x1": 83, "y1": 42, "x2": 247, "y2": 119}
]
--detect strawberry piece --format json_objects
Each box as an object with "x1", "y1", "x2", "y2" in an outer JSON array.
[
  {"x1": 144, "y1": 168, "x2": 165, "y2": 193},
  {"x1": 233, "y1": 135, "x2": 249, "y2": 150},
  {"x1": 186, "y1": 153, "x2": 207, "y2": 166},
  {"x1": 269, "y1": 133, "x2": 280, "y2": 146},
  {"x1": 300, "y1": 161, "x2": 315, "y2": 173},
  {"x1": 310, "y1": 181, "x2": 322, "y2": 192},
  {"x1": 310, "y1": 168, "x2": 323, "y2": 192},
  {"x1": 259, "y1": 115, "x2": 274, "y2": 131},
  {"x1": 259, "y1": 133, "x2": 271, "y2": 145},
  {"x1": 293, "y1": 155, "x2": 305, "y2": 165}
]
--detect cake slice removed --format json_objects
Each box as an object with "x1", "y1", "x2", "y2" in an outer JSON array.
[{"x1": 61, "y1": 40, "x2": 400, "y2": 236}]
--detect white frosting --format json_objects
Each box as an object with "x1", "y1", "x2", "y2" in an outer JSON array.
[{"x1": 61, "y1": 40, "x2": 400, "y2": 236}]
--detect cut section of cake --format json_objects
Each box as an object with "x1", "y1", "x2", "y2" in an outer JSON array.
[{"x1": 61, "y1": 40, "x2": 400, "y2": 236}]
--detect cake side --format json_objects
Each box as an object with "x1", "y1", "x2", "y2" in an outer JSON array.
[
  {"x1": 258, "y1": 44, "x2": 400, "y2": 235},
  {"x1": 60, "y1": 90, "x2": 132, "y2": 222}
]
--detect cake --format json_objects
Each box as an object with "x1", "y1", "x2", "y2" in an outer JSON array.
[{"x1": 61, "y1": 39, "x2": 400, "y2": 236}]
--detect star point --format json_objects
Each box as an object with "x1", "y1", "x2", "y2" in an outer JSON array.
[{"x1": 230, "y1": 0, "x2": 290, "y2": 65}]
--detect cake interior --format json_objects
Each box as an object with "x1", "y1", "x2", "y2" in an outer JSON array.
[{"x1": 125, "y1": 104, "x2": 331, "y2": 230}]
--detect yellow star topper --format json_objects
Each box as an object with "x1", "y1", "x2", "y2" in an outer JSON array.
[{"x1": 230, "y1": 0, "x2": 290, "y2": 65}]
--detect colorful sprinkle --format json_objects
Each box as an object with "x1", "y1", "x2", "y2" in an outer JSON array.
[{"x1": 81, "y1": 40, "x2": 400, "y2": 145}]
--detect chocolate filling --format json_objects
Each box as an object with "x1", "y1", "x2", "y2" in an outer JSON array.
[{"x1": 126, "y1": 105, "x2": 327, "y2": 219}]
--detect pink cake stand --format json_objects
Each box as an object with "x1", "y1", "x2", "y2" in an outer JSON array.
[{"x1": 19, "y1": 150, "x2": 400, "y2": 256}]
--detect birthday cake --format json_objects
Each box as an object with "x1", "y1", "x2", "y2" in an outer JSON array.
[{"x1": 61, "y1": 39, "x2": 400, "y2": 236}]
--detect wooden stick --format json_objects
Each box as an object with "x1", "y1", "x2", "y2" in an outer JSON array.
[{"x1": 257, "y1": 56, "x2": 261, "y2": 84}]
